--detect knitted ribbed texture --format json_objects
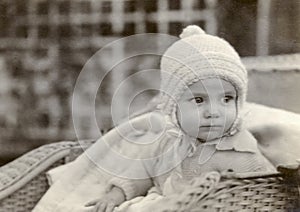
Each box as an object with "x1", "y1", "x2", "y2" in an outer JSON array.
[
  {"x1": 157, "y1": 25, "x2": 248, "y2": 132},
  {"x1": 179, "y1": 146, "x2": 275, "y2": 182}
]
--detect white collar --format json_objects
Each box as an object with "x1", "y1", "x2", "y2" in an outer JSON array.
[
  {"x1": 201, "y1": 130, "x2": 258, "y2": 153},
  {"x1": 195, "y1": 129, "x2": 258, "y2": 153}
]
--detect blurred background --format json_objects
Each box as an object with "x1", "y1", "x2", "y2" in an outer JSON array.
[{"x1": 0, "y1": 0, "x2": 299, "y2": 165}]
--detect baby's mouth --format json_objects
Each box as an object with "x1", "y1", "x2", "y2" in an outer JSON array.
[
  {"x1": 201, "y1": 125, "x2": 222, "y2": 128},
  {"x1": 199, "y1": 126, "x2": 223, "y2": 132}
]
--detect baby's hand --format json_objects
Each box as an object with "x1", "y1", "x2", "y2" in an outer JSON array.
[
  {"x1": 85, "y1": 187, "x2": 125, "y2": 212},
  {"x1": 84, "y1": 197, "x2": 118, "y2": 212}
]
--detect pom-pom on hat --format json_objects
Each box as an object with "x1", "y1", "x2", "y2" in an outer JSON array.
[{"x1": 158, "y1": 25, "x2": 248, "y2": 133}]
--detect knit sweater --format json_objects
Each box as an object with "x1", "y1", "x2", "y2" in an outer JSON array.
[{"x1": 107, "y1": 129, "x2": 275, "y2": 200}]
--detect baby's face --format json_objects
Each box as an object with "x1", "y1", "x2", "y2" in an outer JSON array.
[{"x1": 176, "y1": 78, "x2": 237, "y2": 141}]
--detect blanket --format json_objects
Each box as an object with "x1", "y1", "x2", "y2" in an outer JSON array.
[{"x1": 32, "y1": 102, "x2": 300, "y2": 212}]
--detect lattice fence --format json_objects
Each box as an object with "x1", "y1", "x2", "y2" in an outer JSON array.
[{"x1": 0, "y1": 0, "x2": 218, "y2": 161}]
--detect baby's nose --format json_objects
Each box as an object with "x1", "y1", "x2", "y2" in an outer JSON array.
[{"x1": 203, "y1": 106, "x2": 220, "y2": 118}]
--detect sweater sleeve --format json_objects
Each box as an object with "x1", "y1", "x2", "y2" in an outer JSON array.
[
  {"x1": 218, "y1": 129, "x2": 276, "y2": 173},
  {"x1": 253, "y1": 151, "x2": 276, "y2": 172},
  {"x1": 225, "y1": 151, "x2": 276, "y2": 173},
  {"x1": 107, "y1": 177, "x2": 153, "y2": 200}
]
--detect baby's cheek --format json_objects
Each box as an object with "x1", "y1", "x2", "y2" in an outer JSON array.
[
  {"x1": 179, "y1": 115, "x2": 201, "y2": 137},
  {"x1": 224, "y1": 107, "x2": 237, "y2": 127},
  {"x1": 177, "y1": 102, "x2": 200, "y2": 135}
]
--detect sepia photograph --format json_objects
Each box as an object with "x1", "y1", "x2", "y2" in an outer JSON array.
[{"x1": 0, "y1": 0, "x2": 299, "y2": 211}]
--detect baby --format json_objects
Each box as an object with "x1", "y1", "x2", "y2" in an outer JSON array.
[{"x1": 85, "y1": 25, "x2": 275, "y2": 211}]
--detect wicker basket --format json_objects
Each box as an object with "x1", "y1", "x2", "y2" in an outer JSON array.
[
  {"x1": 0, "y1": 140, "x2": 299, "y2": 211},
  {"x1": 151, "y1": 170, "x2": 300, "y2": 212},
  {"x1": 0, "y1": 140, "x2": 93, "y2": 212}
]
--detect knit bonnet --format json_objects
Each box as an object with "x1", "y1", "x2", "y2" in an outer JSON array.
[{"x1": 157, "y1": 25, "x2": 248, "y2": 133}]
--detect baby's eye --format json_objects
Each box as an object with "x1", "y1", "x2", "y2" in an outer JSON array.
[
  {"x1": 193, "y1": 97, "x2": 204, "y2": 104},
  {"x1": 222, "y1": 95, "x2": 235, "y2": 103}
]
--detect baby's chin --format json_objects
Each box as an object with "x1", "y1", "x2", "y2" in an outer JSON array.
[
  {"x1": 196, "y1": 131, "x2": 225, "y2": 142},
  {"x1": 196, "y1": 125, "x2": 232, "y2": 140}
]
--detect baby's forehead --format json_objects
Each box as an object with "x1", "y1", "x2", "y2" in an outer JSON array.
[{"x1": 183, "y1": 78, "x2": 237, "y2": 97}]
